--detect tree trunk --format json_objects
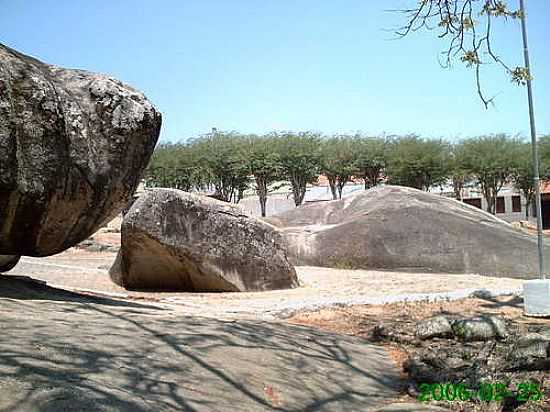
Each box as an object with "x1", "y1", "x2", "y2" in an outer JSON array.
[
  {"x1": 337, "y1": 179, "x2": 346, "y2": 199},
  {"x1": 256, "y1": 177, "x2": 268, "y2": 217},
  {"x1": 413, "y1": 176, "x2": 423, "y2": 191},
  {"x1": 486, "y1": 191, "x2": 496, "y2": 215},
  {"x1": 365, "y1": 167, "x2": 381, "y2": 189},
  {"x1": 480, "y1": 182, "x2": 497, "y2": 215},
  {"x1": 291, "y1": 175, "x2": 306, "y2": 206},
  {"x1": 327, "y1": 175, "x2": 338, "y2": 200},
  {"x1": 523, "y1": 190, "x2": 533, "y2": 219},
  {"x1": 259, "y1": 194, "x2": 267, "y2": 217},
  {"x1": 453, "y1": 177, "x2": 464, "y2": 201},
  {"x1": 295, "y1": 186, "x2": 306, "y2": 206}
]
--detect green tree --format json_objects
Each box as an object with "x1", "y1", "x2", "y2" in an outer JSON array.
[
  {"x1": 275, "y1": 131, "x2": 321, "y2": 206},
  {"x1": 385, "y1": 136, "x2": 451, "y2": 191},
  {"x1": 538, "y1": 135, "x2": 550, "y2": 169},
  {"x1": 246, "y1": 134, "x2": 283, "y2": 217},
  {"x1": 146, "y1": 143, "x2": 173, "y2": 187},
  {"x1": 353, "y1": 135, "x2": 387, "y2": 189},
  {"x1": 513, "y1": 135, "x2": 550, "y2": 218},
  {"x1": 511, "y1": 141, "x2": 538, "y2": 218},
  {"x1": 458, "y1": 134, "x2": 519, "y2": 214},
  {"x1": 449, "y1": 142, "x2": 472, "y2": 201},
  {"x1": 190, "y1": 131, "x2": 250, "y2": 203},
  {"x1": 320, "y1": 135, "x2": 358, "y2": 199},
  {"x1": 146, "y1": 143, "x2": 204, "y2": 191}
]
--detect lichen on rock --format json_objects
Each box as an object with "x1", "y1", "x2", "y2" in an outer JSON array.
[
  {"x1": 0, "y1": 43, "x2": 161, "y2": 264},
  {"x1": 110, "y1": 189, "x2": 299, "y2": 292}
]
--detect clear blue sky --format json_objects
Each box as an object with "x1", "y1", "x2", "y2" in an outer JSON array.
[{"x1": 1, "y1": 0, "x2": 549, "y2": 142}]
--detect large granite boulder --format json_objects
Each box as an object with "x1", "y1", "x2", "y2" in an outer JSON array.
[
  {"x1": 267, "y1": 185, "x2": 550, "y2": 278},
  {"x1": 0, "y1": 43, "x2": 161, "y2": 266},
  {"x1": 110, "y1": 189, "x2": 299, "y2": 292}
]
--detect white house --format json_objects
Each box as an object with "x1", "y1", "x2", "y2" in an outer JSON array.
[{"x1": 429, "y1": 182, "x2": 550, "y2": 228}]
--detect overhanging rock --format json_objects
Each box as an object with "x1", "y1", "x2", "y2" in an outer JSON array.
[{"x1": 0, "y1": 43, "x2": 161, "y2": 264}]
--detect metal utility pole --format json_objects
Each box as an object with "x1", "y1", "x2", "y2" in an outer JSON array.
[{"x1": 519, "y1": 0, "x2": 545, "y2": 280}]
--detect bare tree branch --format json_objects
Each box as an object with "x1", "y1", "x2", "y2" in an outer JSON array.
[{"x1": 392, "y1": 0, "x2": 528, "y2": 108}]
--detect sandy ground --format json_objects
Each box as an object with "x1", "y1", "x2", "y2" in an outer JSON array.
[{"x1": 7, "y1": 248, "x2": 526, "y2": 320}]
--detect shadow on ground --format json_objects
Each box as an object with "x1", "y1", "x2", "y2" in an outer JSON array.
[
  {"x1": 0, "y1": 276, "x2": 158, "y2": 309},
  {"x1": 0, "y1": 276, "x2": 402, "y2": 412},
  {"x1": 476, "y1": 294, "x2": 524, "y2": 310}
]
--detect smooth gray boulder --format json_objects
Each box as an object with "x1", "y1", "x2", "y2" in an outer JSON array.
[
  {"x1": 0, "y1": 43, "x2": 161, "y2": 264},
  {"x1": 451, "y1": 316, "x2": 507, "y2": 341},
  {"x1": 416, "y1": 315, "x2": 453, "y2": 340},
  {"x1": 267, "y1": 185, "x2": 550, "y2": 278},
  {"x1": 110, "y1": 189, "x2": 299, "y2": 292}
]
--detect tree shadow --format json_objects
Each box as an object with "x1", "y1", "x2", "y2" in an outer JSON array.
[
  {"x1": 0, "y1": 275, "x2": 163, "y2": 310},
  {"x1": 0, "y1": 277, "x2": 403, "y2": 411},
  {"x1": 475, "y1": 294, "x2": 524, "y2": 310}
]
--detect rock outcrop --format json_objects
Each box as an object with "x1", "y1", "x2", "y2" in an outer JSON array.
[
  {"x1": 267, "y1": 185, "x2": 550, "y2": 278},
  {"x1": 110, "y1": 189, "x2": 298, "y2": 292},
  {"x1": 0, "y1": 43, "x2": 161, "y2": 266}
]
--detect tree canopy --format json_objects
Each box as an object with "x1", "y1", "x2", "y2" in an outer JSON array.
[
  {"x1": 320, "y1": 136, "x2": 358, "y2": 200},
  {"x1": 146, "y1": 131, "x2": 549, "y2": 217},
  {"x1": 274, "y1": 132, "x2": 322, "y2": 206},
  {"x1": 455, "y1": 134, "x2": 521, "y2": 214},
  {"x1": 353, "y1": 135, "x2": 387, "y2": 189},
  {"x1": 385, "y1": 136, "x2": 451, "y2": 191}
]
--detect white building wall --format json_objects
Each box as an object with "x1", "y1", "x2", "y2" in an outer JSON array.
[
  {"x1": 460, "y1": 187, "x2": 535, "y2": 224},
  {"x1": 241, "y1": 180, "x2": 537, "y2": 223}
]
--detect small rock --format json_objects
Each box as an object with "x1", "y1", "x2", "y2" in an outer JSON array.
[
  {"x1": 416, "y1": 315, "x2": 452, "y2": 340},
  {"x1": 85, "y1": 244, "x2": 104, "y2": 253},
  {"x1": 406, "y1": 383, "x2": 420, "y2": 398},
  {"x1": 78, "y1": 239, "x2": 95, "y2": 248},
  {"x1": 469, "y1": 289, "x2": 493, "y2": 299},
  {"x1": 452, "y1": 316, "x2": 507, "y2": 341},
  {"x1": 403, "y1": 357, "x2": 439, "y2": 383},
  {"x1": 445, "y1": 356, "x2": 469, "y2": 369},
  {"x1": 510, "y1": 333, "x2": 550, "y2": 359},
  {"x1": 506, "y1": 333, "x2": 550, "y2": 371},
  {"x1": 372, "y1": 324, "x2": 415, "y2": 344},
  {"x1": 538, "y1": 326, "x2": 550, "y2": 340}
]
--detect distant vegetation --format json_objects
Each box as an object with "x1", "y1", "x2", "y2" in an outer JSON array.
[{"x1": 146, "y1": 132, "x2": 550, "y2": 217}]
